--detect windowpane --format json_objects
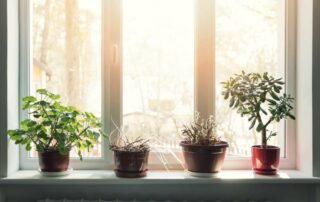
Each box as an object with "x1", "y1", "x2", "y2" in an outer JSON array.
[
  {"x1": 122, "y1": 0, "x2": 195, "y2": 153},
  {"x1": 31, "y1": 0, "x2": 102, "y2": 158},
  {"x1": 215, "y1": 0, "x2": 285, "y2": 157}
]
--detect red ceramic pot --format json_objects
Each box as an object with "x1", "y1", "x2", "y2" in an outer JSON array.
[
  {"x1": 38, "y1": 150, "x2": 70, "y2": 172},
  {"x1": 180, "y1": 141, "x2": 228, "y2": 173},
  {"x1": 113, "y1": 150, "x2": 149, "y2": 178},
  {"x1": 251, "y1": 145, "x2": 280, "y2": 175}
]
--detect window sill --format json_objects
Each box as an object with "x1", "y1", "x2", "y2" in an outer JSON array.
[{"x1": 0, "y1": 170, "x2": 319, "y2": 185}]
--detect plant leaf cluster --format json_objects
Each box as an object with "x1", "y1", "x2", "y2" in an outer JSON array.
[
  {"x1": 181, "y1": 112, "x2": 221, "y2": 145},
  {"x1": 221, "y1": 71, "x2": 295, "y2": 146},
  {"x1": 7, "y1": 89, "x2": 106, "y2": 160}
]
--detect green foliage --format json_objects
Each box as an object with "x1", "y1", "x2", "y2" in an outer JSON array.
[
  {"x1": 181, "y1": 112, "x2": 221, "y2": 145},
  {"x1": 7, "y1": 89, "x2": 106, "y2": 160},
  {"x1": 221, "y1": 71, "x2": 295, "y2": 146}
]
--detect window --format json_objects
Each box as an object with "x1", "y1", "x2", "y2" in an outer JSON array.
[{"x1": 20, "y1": 0, "x2": 295, "y2": 169}]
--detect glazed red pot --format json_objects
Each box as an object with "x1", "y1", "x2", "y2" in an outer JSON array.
[
  {"x1": 113, "y1": 150, "x2": 149, "y2": 178},
  {"x1": 252, "y1": 145, "x2": 280, "y2": 175},
  {"x1": 180, "y1": 141, "x2": 228, "y2": 173},
  {"x1": 38, "y1": 150, "x2": 70, "y2": 172}
]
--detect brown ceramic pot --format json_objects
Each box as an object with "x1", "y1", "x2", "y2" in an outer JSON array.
[
  {"x1": 113, "y1": 149, "x2": 149, "y2": 178},
  {"x1": 252, "y1": 145, "x2": 280, "y2": 175},
  {"x1": 180, "y1": 141, "x2": 228, "y2": 173},
  {"x1": 38, "y1": 150, "x2": 70, "y2": 172}
]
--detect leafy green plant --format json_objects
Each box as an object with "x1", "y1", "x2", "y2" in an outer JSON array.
[
  {"x1": 221, "y1": 71, "x2": 295, "y2": 147},
  {"x1": 7, "y1": 89, "x2": 105, "y2": 160},
  {"x1": 181, "y1": 112, "x2": 221, "y2": 145}
]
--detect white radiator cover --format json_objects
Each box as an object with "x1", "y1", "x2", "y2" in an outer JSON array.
[{"x1": 38, "y1": 200, "x2": 274, "y2": 202}]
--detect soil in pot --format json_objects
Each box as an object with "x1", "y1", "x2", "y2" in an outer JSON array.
[
  {"x1": 180, "y1": 141, "x2": 228, "y2": 173},
  {"x1": 251, "y1": 145, "x2": 280, "y2": 175},
  {"x1": 38, "y1": 150, "x2": 70, "y2": 172},
  {"x1": 113, "y1": 150, "x2": 149, "y2": 178}
]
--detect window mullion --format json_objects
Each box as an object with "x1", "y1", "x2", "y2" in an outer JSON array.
[
  {"x1": 19, "y1": 0, "x2": 32, "y2": 169},
  {"x1": 102, "y1": 0, "x2": 122, "y2": 139},
  {"x1": 195, "y1": 0, "x2": 216, "y2": 119}
]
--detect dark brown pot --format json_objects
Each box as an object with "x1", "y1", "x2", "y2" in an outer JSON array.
[
  {"x1": 180, "y1": 141, "x2": 228, "y2": 173},
  {"x1": 252, "y1": 145, "x2": 280, "y2": 175},
  {"x1": 38, "y1": 150, "x2": 70, "y2": 172},
  {"x1": 113, "y1": 150, "x2": 149, "y2": 178}
]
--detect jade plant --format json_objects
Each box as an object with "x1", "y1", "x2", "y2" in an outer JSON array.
[
  {"x1": 181, "y1": 112, "x2": 221, "y2": 145},
  {"x1": 7, "y1": 89, "x2": 105, "y2": 159},
  {"x1": 221, "y1": 71, "x2": 295, "y2": 147}
]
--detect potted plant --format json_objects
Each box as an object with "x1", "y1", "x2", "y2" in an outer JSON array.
[
  {"x1": 7, "y1": 89, "x2": 105, "y2": 173},
  {"x1": 110, "y1": 128, "x2": 150, "y2": 178},
  {"x1": 180, "y1": 112, "x2": 229, "y2": 173},
  {"x1": 221, "y1": 71, "x2": 295, "y2": 175}
]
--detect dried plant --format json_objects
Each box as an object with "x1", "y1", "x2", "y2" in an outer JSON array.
[
  {"x1": 109, "y1": 120, "x2": 150, "y2": 152},
  {"x1": 110, "y1": 136, "x2": 150, "y2": 152},
  {"x1": 181, "y1": 112, "x2": 221, "y2": 145}
]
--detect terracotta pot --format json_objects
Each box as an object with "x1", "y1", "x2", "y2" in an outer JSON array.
[
  {"x1": 113, "y1": 150, "x2": 149, "y2": 178},
  {"x1": 38, "y1": 150, "x2": 70, "y2": 172},
  {"x1": 251, "y1": 145, "x2": 280, "y2": 175},
  {"x1": 180, "y1": 141, "x2": 228, "y2": 173}
]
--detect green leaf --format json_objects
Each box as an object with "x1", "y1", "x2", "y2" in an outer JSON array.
[
  {"x1": 267, "y1": 99, "x2": 277, "y2": 105},
  {"x1": 26, "y1": 143, "x2": 32, "y2": 151},
  {"x1": 261, "y1": 108, "x2": 268, "y2": 115},
  {"x1": 256, "y1": 123, "x2": 264, "y2": 132},
  {"x1": 270, "y1": 92, "x2": 280, "y2": 100},
  {"x1": 22, "y1": 96, "x2": 37, "y2": 102},
  {"x1": 36, "y1": 89, "x2": 48, "y2": 95},
  {"x1": 229, "y1": 97, "x2": 235, "y2": 108},
  {"x1": 224, "y1": 91, "x2": 229, "y2": 100},
  {"x1": 273, "y1": 86, "x2": 280, "y2": 93},
  {"x1": 234, "y1": 99, "x2": 240, "y2": 108},
  {"x1": 249, "y1": 118, "x2": 256, "y2": 130},
  {"x1": 288, "y1": 113, "x2": 296, "y2": 120}
]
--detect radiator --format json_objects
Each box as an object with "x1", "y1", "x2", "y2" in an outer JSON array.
[{"x1": 38, "y1": 200, "x2": 274, "y2": 202}]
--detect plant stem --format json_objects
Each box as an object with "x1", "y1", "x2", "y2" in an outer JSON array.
[
  {"x1": 262, "y1": 128, "x2": 267, "y2": 147},
  {"x1": 253, "y1": 96, "x2": 267, "y2": 147}
]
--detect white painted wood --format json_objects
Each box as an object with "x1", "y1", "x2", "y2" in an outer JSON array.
[
  {"x1": 296, "y1": 0, "x2": 313, "y2": 175},
  {"x1": 0, "y1": 170, "x2": 318, "y2": 185}
]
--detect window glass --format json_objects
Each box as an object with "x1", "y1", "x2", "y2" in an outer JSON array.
[
  {"x1": 122, "y1": 0, "x2": 195, "y2": 154},
  {"x1": 31, "y1": 0, "x2": 102, "y2": 158},
  {"x1": 215, "y1": 0, "x2": 285, "y2": 157}
]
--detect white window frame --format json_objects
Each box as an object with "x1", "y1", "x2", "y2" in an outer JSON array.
[{"x1": 19, "y1": 0, "x2": 296, "y2": 170}]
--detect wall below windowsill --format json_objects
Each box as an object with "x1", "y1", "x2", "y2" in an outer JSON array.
[{"x1": 0, "y1": 170, "x2": 319, "y2": 185}]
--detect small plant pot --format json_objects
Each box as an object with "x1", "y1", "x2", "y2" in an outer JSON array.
[
  {"x1": 251, "y1": 145, "x2": 280, "y2": 175},
  {"x1": 113, "y1": 150, "x2": 149, "y2": 178},
  {"x1": 38, "y1": 150, "x2": 70, "y2": 172},
  {"x1": 180, "y1": 141, "x2": 228, "y2": 173}
]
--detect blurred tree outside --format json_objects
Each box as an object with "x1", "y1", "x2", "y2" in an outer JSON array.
[{"x1": 32, "y1": 0, "x2": 102, "y2": 157}]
